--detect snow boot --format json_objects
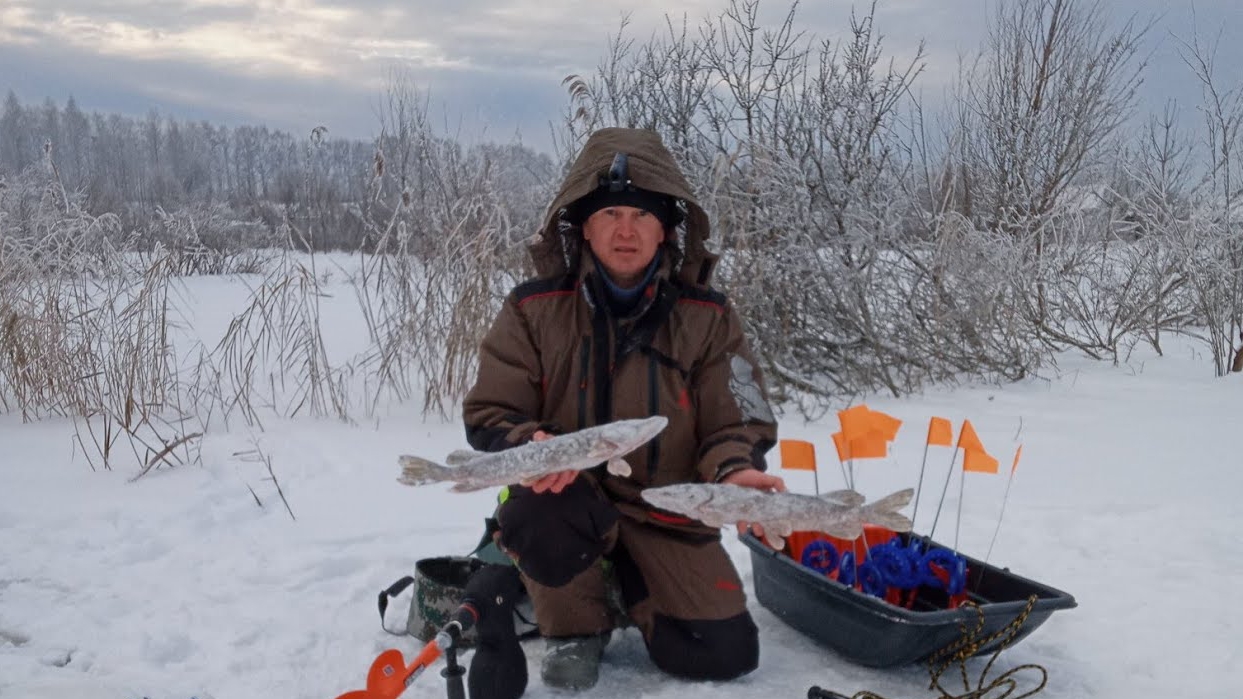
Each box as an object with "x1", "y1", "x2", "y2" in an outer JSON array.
[{"x1": 540, "y1": 630, "x2": 612, "y2": 690}]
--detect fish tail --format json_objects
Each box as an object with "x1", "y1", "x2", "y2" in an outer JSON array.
[
  {"x1": 862, "y1": 487, "x2": 915, "y2": 532},
  {"x1": 863, "y1": 508, "x2": 914, "y2": 533},
  {"x1": 396, "y1": 455, "x2": 450, "y2": 487}
]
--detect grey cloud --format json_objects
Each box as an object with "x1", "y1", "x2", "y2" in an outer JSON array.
[
  {"x1": 0, "y1": 26, "x2": 567, "y2": 148},
  {"x1": 1, "y1": 0, "x2": 1240, "y2": 155},
  {"x1": 8, "y1": 0, "x2": 260, "y2": 34},
  {"x1": 0, "y1": 39, "x2": 376, "y2": 139}
]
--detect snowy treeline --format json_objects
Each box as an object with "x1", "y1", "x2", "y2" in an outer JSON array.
[
  {"x1": 0, "y1": 89, "x2": 555, "y2": 254},
  {"x1": 1, "y1": 0, "x2": 1241, "y2": 475}
]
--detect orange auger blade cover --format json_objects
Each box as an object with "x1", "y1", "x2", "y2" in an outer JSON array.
[{"x1": 334, "y1": 641, "x2": 444, "y2": 699}]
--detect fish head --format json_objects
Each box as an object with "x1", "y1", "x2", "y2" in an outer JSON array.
[
  {"x1": 595, "y1": 416, "x2": 668, "y2": 460},
  {"x1": 640, "y1": 483, "x2": 712, "y2": 514}
]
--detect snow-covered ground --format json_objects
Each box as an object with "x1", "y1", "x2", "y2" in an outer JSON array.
[{"x1": 2, "y1": 269, "x2": 1241, "y2": 699}]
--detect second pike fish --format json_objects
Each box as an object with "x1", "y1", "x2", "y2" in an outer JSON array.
[
  {"x1": 641, "y1": 483, "x2": 914, "y2": 549},
  {"x1": 397, "y1": 416, "x2": 668, "y2": 492}
]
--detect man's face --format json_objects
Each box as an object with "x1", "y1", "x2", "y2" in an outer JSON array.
[{"x1": 582, "y1": 205, "x2": 666, "y2": 287}]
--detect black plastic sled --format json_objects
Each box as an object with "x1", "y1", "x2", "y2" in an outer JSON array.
[{"x1": 742, "y1": 531, "x2": 1077, "y2": 668}]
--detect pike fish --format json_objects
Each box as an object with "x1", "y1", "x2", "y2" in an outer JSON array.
[
  {"x1": 397, "y1": 416, "x2": 668, "y2": 492},
  {"x1": 640, "y1": 483, "x2": 914, "y2": 550}
]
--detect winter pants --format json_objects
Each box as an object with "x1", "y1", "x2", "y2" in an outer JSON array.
[{"x1": 497, "y1": 478, "x2": 759, "y2": 681}]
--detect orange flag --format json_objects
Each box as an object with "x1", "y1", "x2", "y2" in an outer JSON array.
[
  {"x1": 869, "y1": 409, "x2": 903, "y2": 442},
  {"x1": 958, "y1": 420, "x2": 998, "y2": 473},
  {"x1": 927, "y1": 417, "x2": 953, "y2": 447},
  {"x1": 779, "y1": 439, "x2": 817, "y2": 471},
  {"x1": 1010, "y1": 445, "x2": 1023, "y2": 475},
  {"x1": 832, "y1": 431, "x2": 889, "y2": 461},
  {"x1": 834, "y1": 405, "x2": 901, "y2": 461},
  {"x1": 831, "y1": 432, "x2": 850, "y2": 462},
  {"x1": 963, "y1": 449, "x2": 1000, "y2": 474},
  {"x1": 847, "y1": 437, "x2": 889, "y2": 459},
  {"x1": 957, "y1": 419, "x2": 985, "y2": 453},
  {"x1": 837, "y1": 405, "x2": 873, "y2": 445}
]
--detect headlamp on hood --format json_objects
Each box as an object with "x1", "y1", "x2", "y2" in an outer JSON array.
[
  {"x1": 603, "y1": 152, "x2": 631, "y2": 192},
  {"x1": 563, "y1": 152, "x2": 683, "y2": 229}
]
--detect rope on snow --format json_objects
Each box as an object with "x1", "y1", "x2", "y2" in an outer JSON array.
[{"x1": 808, "y1": 594, "x2": 1048, "y2": 699}]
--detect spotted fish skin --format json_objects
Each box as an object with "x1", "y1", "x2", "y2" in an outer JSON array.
[
  {"x1": 397, "y1": 416, "x2": 669, "y2": 492},
  {"x1": 640, "y1": 483, "x2": 914, "y2": 549}
]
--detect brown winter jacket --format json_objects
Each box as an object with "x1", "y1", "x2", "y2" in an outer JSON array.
[{"x1": 462, "y1": 128, "x2": 777, "y2": 531}]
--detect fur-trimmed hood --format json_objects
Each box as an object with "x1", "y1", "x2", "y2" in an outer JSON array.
[{"x1": 530, "y1": 128, "x2": 718, "y2": 286}]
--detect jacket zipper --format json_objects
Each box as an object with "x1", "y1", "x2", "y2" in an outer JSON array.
[
  {"x1": 647, "y1": 351, "x2": 660, "y2": 480},
  {"x1": 591, "y1": 306, "x2": 612, "y2": 425},
  {"x1": 577, "y1": 337, "x2": 590, "y2": 430}
]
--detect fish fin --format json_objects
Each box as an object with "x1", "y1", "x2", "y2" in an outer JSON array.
[
  {"x1": 444, "y1": 449, "x2": 484, "y2": 466},
  {"x1": 779, "y1": 523, "x2": 794, "y2": 537},
  {"x1": 825, "y1": 520, "x2": 865, "y2": 540},
  {"x1": 606, "y1": 457, "x2": 632, "y2": 477},
  {"x1": 396, "y1": 455, "x2": 450, "y2": 487},
  {"x1": 861, "y1": 487, "x2": 916, "y2": 532},
  {"x1": 588, "y1": 438, "x2": 622, "y2": 460},
  {"x1": 818, "y1": 488, "x2": 865, "y2": 507},
  {"x1": 450, "y1": 482, "x2": 489, "y2": 493}
]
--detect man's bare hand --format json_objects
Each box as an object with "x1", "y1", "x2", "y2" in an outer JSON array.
[
  {"x1": 721, "y1": 468, "x2": 787, "y2": 548},
  {"x1": 720, "y1": 468, "x2": 787, "y2": 493},
  {"x1": 519, "y1": 430, "x2": 578, "y2": 494}
]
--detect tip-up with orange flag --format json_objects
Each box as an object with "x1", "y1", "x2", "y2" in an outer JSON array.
[
  {"x1": 833, "y1": 404, "x2": 903, "y2": 461},
  {"x1": 779, "y1": 439, "x2": 817, "y2": 471},
  {"x1": 832, "y1": 431, "x2": 889, "y2": 460},
  {"x1": 927, "y1": 417, "x2": 953, "y2": 447},
  {"x1": 958, "y1": 420, "x2": 999, "y2": 474}
]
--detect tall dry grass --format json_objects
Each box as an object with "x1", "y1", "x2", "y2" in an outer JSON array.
[{"x1": 1, "y1": 124, "x2": 537, "y2": 480}]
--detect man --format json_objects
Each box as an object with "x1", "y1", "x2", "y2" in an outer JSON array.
[{"x1": 463, "y1": 127, "x2": 782, "y2": 690}]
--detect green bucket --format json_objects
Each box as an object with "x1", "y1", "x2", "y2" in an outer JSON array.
[{"x1": 407, "y1": 556, "x2": 538, "y2": 645}]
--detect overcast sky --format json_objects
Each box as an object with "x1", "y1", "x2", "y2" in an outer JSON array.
[{"x1": 1, "y1": 1, "x2": 1239, "y2": 153}]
